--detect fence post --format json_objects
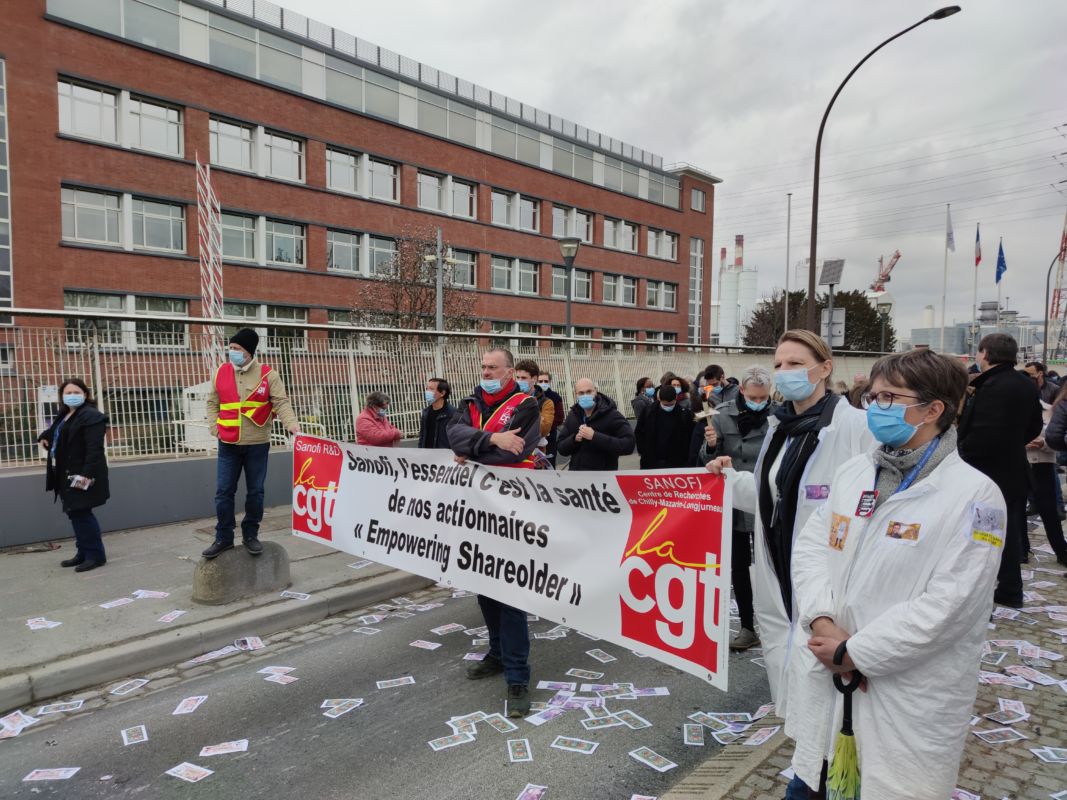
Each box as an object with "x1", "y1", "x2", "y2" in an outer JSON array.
[
  {"x1": 611, "y1": 350, "x2": 624, "y2": 409},
  {"x1": 90, "y1": 324, "x2": 106, "y2": 416},
  {"x1": 346, "y1": 343, "x2": 360, "y2": 440}
]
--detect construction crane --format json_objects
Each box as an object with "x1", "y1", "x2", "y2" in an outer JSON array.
[
  {"x1": 869, "y1": 250, "x2": 901, "y2": 292},
  {"x1": 1045, "y1": 209, "x2": 1067, "y2": 361}
]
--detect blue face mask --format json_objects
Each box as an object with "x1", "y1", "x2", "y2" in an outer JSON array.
[
  {"x1": 538, "y1": 382, "x2": 550, "y2": 392},
  {"x1": 712, "y1": 384, "x2": 723, "y2": 395},
  {"x1": 63, "y1": 394, "x2": 85, "y2": 408},
  {"x1": 866, "y1": 403, "x2": 925, "y2": 448},
  {"x1": 228, "y1": 350, "x2": 246, "y2": 366},
  {"x1": 480, "y1": 378, "x2": 502, "y2": 394},
  {"x1": 577, "y1": 395, "x2": 596, "y2": 410},
  {"x1": 745, "y1": 399, "x2": 768, "y2": 412},
  {"x1": 660, "y1": 403, "x2": 676, "y2": 412},
  {"x1": 425, "y1": 390, "x2": 436, "y2": 404},
  {"x1": 645, "y1": 387, "x2": 656, "y2": 397},
  {"x1": 517, "y1": 380, "x2": 530, "y2": 393},
  {"x1": 674, "y1": 386, "x2": 683, "y2": 396},
  {"x1": 377, "y1": 408, "x2": 388, "y2": 419},
  {"x1": 775, "y1": 367, "x2": 817, "y2": 402}
]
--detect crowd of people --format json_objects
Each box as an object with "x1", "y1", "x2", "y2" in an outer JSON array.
[{"x1": 39, "y1": 326, "x2": 1065, "y2": 797}]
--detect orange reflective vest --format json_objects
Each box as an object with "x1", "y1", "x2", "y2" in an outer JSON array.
[
  {"x1": 215, "y1": 362, "x2": 274, "y2": 444},
  {"x1": 469, "y1": 391, "x2": 537, "y2": 469}
]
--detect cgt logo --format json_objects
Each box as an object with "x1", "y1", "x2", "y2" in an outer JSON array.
[
  {"x1": 291, "y1": 435, "x2": 343, "y2": 540},
  {"x1": 615, "y1": 474, "x2": 725, "y2": 674}
]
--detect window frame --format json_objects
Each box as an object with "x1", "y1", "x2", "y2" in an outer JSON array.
[
  {"x1": 417, "y1": 170, "x2": 445, "y2": 212},
  {"x1": 128, "y1": 95, "x2": 183, "y2": 156},
  {"x1": 262, "y1": 130, "x2": 305, "y2": 182},
  {"x1": 57, "y1": 79, "x2": 118, "y2": 144},
  {"x1": 326, "y1": 228, "x2": 361, "y2": 274},
  {"x1": 61, "y1": 187, "x2": 121, "y2": 246},
  {"x1": 326, "y1": 147, "x2": 359, "y2": 195},
  {"x1": 131, "y1": 197, "x2": 185, "y2": 253},
  {"x1": 264, "y1": 218, "x2": 306, "y2": 267},
  {"x1": 220, "y1": 211, "x2": 256, "y2": 262},
  {"x1": 209, "y1": 117, "x2": 254, "y2": 172},
  {"x1": 368, "y1": 158, "x2": 399, "y2": 202}
]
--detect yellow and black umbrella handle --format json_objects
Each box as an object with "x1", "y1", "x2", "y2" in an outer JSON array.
[{"x1": 831, "y1": 641, "x2": 863, "y2": 736}]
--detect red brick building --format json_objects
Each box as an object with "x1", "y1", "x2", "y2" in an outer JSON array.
[{"x1": 2, "y1": 0, "x2": 719, "y2": 351}]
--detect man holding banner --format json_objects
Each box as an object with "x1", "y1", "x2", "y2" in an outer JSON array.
[{"x1": 447, "y1": 347, "x2": 542, "y2": 717}]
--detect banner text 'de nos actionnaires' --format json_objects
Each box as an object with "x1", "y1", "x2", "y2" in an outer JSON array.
[{"x1": 290, "y1": 435, "x2": 733, "y2": 689}]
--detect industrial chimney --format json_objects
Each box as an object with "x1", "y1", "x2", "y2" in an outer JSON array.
[{"x1": 734, "y1": 235, "x2": 744, "y2": 268}]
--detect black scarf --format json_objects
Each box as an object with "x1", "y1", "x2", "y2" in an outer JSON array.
[
  {"x1": 736, "y1": 403, "x2": 769, "y2": 437},
  {"x1": 758, "y1": 391, "x2": 840, "y2": 619}
]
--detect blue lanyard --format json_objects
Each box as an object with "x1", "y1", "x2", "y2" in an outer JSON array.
[{"x1": 879, "y1": 436, "x2": 940, "y2": 496}]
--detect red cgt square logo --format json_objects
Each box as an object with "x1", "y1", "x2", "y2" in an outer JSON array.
[
  {"x1": 614, "y1": 473, "x2": 725, "y2": 675},
  {"x1": 291, "y1": 435, "x2": 343, "y2": 541}
]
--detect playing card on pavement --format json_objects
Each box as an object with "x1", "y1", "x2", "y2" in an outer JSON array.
[
  {"x1": 22, "y1": 768, "x2": 80, "y2": 781},
  {"x1": 323, "y1": 699, "x2": 364, "y2": 718},
  {"x1": 376, "y1": 676, "x2": 416, "y2": 689},
  {"x1": 585, "y1": 648, "x2": 616, "y2": 663},
  {"x1": 515, "y1": 784, "x2": 548, "y2": 800},
  {"x1": 428, "y1": 732, "x2": 475, "y2": 751},
  {"x1": 36, "y1": 700, "x2": 84, "y2": 715},
  {"x1": 234, "y1": 636, "x2": 265, "y2": 651},
  {"x1": 263, "y1": 673, "x2": 298, "y2": 685},
  {"x1": 683, "y1": 723, "x2": 705, "y2": 745},
  {"x1": 744, "y1": 726, "x2": 780, "y2": 746},
  {"x1": 110, "y1": 678, "x2": 149, "y2": 696},
  {"x1": 165, "y1": 762, "x2": 213, "y2": 782},
  {"x1": 973, "y1": 727, "x2": 1028, "y2": 744},
  {"x1": 629, "y1": 746, "x2": 677, "y2": 772},
  {"x1": 172, "y1": 696, "x2": 208, "y2": 715},
  {"x1": 508, "y1": 738, "x2": 533, "y2": 762},
  {"x1": 550, "y1": 736, "x2": 598, "y2": 755},
  {"x1": 121, "y1": 725, "x2": 148, "y2": 746},
  {"x1": 199, "y1": 739, "x2": 249, "y2": 756},
  {"x1": 430, "y1": 623, "x2": 465, "y2": 635}
]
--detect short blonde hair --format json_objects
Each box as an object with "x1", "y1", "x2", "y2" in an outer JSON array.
[{"x1": 777, "y1": 329, "x2": 833, "y2": 384}]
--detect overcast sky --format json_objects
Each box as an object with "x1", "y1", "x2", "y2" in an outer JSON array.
[{"x1": 293, "y1": 0, "x2": 1066, "y2": 341}]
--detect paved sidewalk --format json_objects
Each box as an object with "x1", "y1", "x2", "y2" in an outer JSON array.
[{"x1": 0, "y1": 505, "x2": 431, "y2": 714}]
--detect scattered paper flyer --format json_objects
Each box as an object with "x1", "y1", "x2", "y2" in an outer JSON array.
[
  {"x1": 714, "y1": 730, "x2": 745, "y2": 745},
  {"x1": 358, "y1": 614, "x2": 385, "y2": 625},
  {"x1": 157, "y1": 610, "x2": 187, "y2": 623},
  {"x1": 199, "y1": 739, "x2": 249, "y2": 757},
  {"x1": 463, "y1": 652, "x2": 486, "y2": 661},
  {"x1": 26, "y1": 617, "x2": 62, "y2": 630},
  {"x1": 537, "y1": 680, "x2": 577, "y2": 691},
  {"x1": 234, "y1": 636, "x2": 265, "y2": 651},
  {"x1": 23, "y1": 768, "x2": 80, "y2": 781},
  {"x1": 264, "y1": 673, "x2": 298, "y2": 685},
  {"x1": 257, "y1": 666, "x2": 295, "y2": 675},
  {"x1": 131, "y1": 589, "x2": 170, "y2": 599},
  {"x1": 744, "y1": 726, "x2": 780, "y2": 746},
  {"x1": 1, "y1": 710, "x2": 39, "y2": 734},
  {"x1": 550, "y1": 736, "x2": 598, "y2": 755},
  {"x1": 99, "y1": 597, "x2": 135, "y2": 609},
  {"x1": 36, "y1": 700, "x2": 84, "y2": 715},
  {"x1": 565, "y1": 668, "x2": 604, "y2": 680},
  {"x1": 585, "y1": 648, "x2": 617, "y2": 663},
  {"x1": 525, "y1": 707, "x2": 566, "y2": 726},
  {"x1": 279, "y1": 590, "x2": 311, "y2": 600},
  {"x1": 172, "y1": 695, "x2": 207, "y2": 715},
  {"x1": 1031, "y1": 747, "x2": 1067, "y2": 764},
  {"x1": 121, "y1": 725, "x2": 148, "y2": 746},
  {"x1": 165, "y1": 762, "x2": 213, "y2": 783},
  {"x1": 353, "y1": 627, "x2": 381, "y2": 635},
  {"x1": 323, "y1": 699, "x2": 364, "y2": 718},
  {"x1": 430, "y1": 623, "x2": 466, "y2": 635},
  {"x1": 950, "y1": 789, "x2": 980, "y2": 800},
  {"x1": 508, "y1": 738, "x2": 533, "y2": 762},
  {"x1": 973, "y1": 727, "x2": 1028, "y2": 744},
  {"x1": 483, "y1": 713, "x2": 519, "y2": 734},
  {"x1": 184, "y1": 645, "x2": 239, "y2": 665},
  {"x1": 629, "y1": 746, "x2": 677, "y2": 773},
  {"x1": 581, "y1": 716, "x2": 625, "y2": 731},
  {"x1": 428, "y1": 732, "x2": 475, "y2": 751},
  {"x1": 614, "y1": 710, "x2": 652, "y2": 730},
  {"x1": 376, "y1": 676, "x2": 416, "y2": 689},
  {"x1": 683, "y1": 723, "x2": 705, "y2": 746},
  {"x1": 347, "y1": 560, "x2": 372, "y2": 569},
  {"x1": 515, "y1": 784, "x2": 548, "y2": 800},
  {"x1": 409, "y1": 640, "x2": 442, "y2": 650}
]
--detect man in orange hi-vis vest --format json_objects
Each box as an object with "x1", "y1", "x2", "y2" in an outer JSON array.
[
  {"x1": 447, "y1": 347, "x2": 542, "y2": 718},
  {"x1": 202, "y1": 328, "x2": 300, "y2": 559}
]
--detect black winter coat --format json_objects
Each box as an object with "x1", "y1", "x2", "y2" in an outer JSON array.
[
  {"x1": 957, "y1": 363, "x2": 1042, "y2": 501},
  {"x1": 1044, "y1": 398, "x2": 1067, "y2": 452},
  {"x1": 556, "y1": 394, "x2": 635, "y2": 471},
  {"x1": 418, "y1": 402, "x2": 456, "y2": 448},
  {"x1": 634, "y1": 402, "x2": 694, "y2": 470},
  {"x1": 38, "y1": 405, "x2": 111, "y2": 511}
]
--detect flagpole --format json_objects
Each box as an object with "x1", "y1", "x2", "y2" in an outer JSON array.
[
  {"x1": 970, "y1": 222, "x2": 980, "y2": 358},
  {"x1": 784, "y1": 192, "x2": 792, "y2": 334},
  {"x1": 996, "y1": 236, "x2": 1003, "y2": 332},
  {"x1": 940, "y1": 202, "x2": 950, "y2": 352}
]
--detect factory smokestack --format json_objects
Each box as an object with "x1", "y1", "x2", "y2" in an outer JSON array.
[{"x1": 734, "y1": 235, "x2": 744, "y2": 268}]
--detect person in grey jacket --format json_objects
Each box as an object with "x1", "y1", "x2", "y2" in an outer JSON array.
[
  {"x1": 698, "y1": 365, "x2": 773, "y2": 650},
  {"x1": 631, "y1": 377, "x2": 655, "y2": 419}
]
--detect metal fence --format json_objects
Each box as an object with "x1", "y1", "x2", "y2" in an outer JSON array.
[{"x1": 0, "y1": 312, "x2": 885, "y2": 469}]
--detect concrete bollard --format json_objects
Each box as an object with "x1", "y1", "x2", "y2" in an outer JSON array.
[{"x1": 192, "y1": 541, "x2": 291, "y2": 605}]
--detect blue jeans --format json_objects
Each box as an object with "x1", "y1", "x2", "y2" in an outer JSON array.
[
  {"x1": 214, "y1": 442, "x2": 270, "y2": 544},
  {"x1": 67, "y1": 509, "x2": 105, "y2": 563},
  {"x1": 477, "y1": 594, "x2": 530, "y2": 685}
]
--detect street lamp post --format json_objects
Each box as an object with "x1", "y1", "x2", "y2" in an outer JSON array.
[
  {"x1": 877, "y1": 299, "x2": 893, "y2": 353},
  {"x1": 559, "y1": 237, "x2": 581, "y2": 345},
  {"x1": 1042, "y1": 252, "x2": 1064, "y2": 363},
  {"x1": 805, "y1": 6, "x2": 961, "y2": 332}
]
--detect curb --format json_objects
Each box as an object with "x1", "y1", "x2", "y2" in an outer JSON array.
[
  {"x1": 661, "y1": 729, "x2": 786, "y2": 800},
  {"x1": 0, "y1": 569, "x2": 433, "y2": 714}
]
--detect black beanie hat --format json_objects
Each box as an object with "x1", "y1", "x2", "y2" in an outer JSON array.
[{"x1": 229, "y1": 328, "x2": 259, "y2": 357}]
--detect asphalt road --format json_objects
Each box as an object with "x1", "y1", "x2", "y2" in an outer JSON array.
[{"x1": 0, "y1": 587, "x2": 772, "y2": 800}]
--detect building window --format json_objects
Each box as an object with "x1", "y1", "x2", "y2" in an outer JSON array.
[
  {"x1": 221, "y1": 212, "x2": 255, "y2": 261},
  {"x1": 517, "y1": 260, "x2": 539, "y2": 295},
  {"x1": 647, "y1": 281, "x2": 659, "y2": 309},
  {"x1": 647, "y1": 280, "x2": 677, "y2": 310},
  {"x1": 552, "y1": 205, "x2": 568, "y2": 238},
  {"x1": 664, "y1": 283, "x2": 677, "y2": 310},
  {"x1": 551, "y1": 267, "x2": 567, "y2": 299},
  {"x1": 263, "y1": 131, "x2": 304, "y2": 182},
  {"x1": 129, "y1": 96, "x2": 182, "y2": 155},
  {"x1": 491, "y1": 191, "x2": 512, "y2": 226},
  {"x1": 64, "y1": 291, "x2": 124, "y2": 345},
  {"x1": 132, "y1": 198, "x2": 185, "y2": 252},
  {"x1": 326, "y1": 148, "x2": 359, "y2": 194},
  {"x1": 604, "y1": 274, "x2": 618, "y2": 304},
  {"x1": 61, "y1": 188, "x2": 121, "y2": 245},
  {"x1": 265, "y1": 219, "x2": 305, "y2": 266},
  {"x1": 418, "y1": 171, "x2": 444, "y2": 211},
  {"x1": 209, "y1": 118, "x2": 253, "y2": 171},
  {"x1": 575, "y1": 210, "x2": 592, "y2": 244},
  {"x1": 491, "y1": 256, "x2": 513, "y2": 293},
  {"x1": 58, "y1": 80, "x2": 117, "y2": 143},
  {"x1": 451, "y1": 180, "x2": 476, "y2": 219},
  {"x1": 689, "y1": 237, "x2": 705, "y2": 345},
  {"x1": 265, "y1": 305, "x2": 307, "y2": 351},
  {"x1": 604, "y1": 219, "x2": 618, "y2": 249},
  {"x1": 134, "y1": 296, "x2": 188, "y2": 347},
  {"x1": 327, "y1": 309, "x2": 357, "y2": 351},
  {"x1": 327, "y1": 229, "x2": 360, "y2": 273},
  {"x1": 369, "y1": 158, "x2": 399, "y2": 201},
  {"x1": 223, "y1": 301, "x2": 260, "y2": 340},
  {"x1": 451, "y1": 250, "x2": 476, "y2": 288},
  {"x1": 604, "y1": 329, "x2": 637, "y2": 351},
  {"x1": 622, "y1": 222, "x2": 638, "y2": 253},
  {"x1": 572, "y1": 269, "x2": 591, "y2": 301},
  {"x1": 647, "y1": 228, "x2": 678, "y2": 261},
  {"x1": 691, "y1": 188, "x2": 706, "y2": 212},
  {"x1": 519, "y1": 197, "x2": 539, "y2": 232},
  {"x1": 369, "y1": 236, "x2": 396, "y2": 276},
  {"x1": 620, "y1": 275, "x2": 637, "y2": 305}
]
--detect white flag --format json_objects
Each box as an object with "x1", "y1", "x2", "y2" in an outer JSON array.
[{"x1": 946, "y1": 205, "x2": 955, "y2": 253}]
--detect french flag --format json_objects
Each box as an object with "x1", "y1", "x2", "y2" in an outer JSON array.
[{"x1": 975, "y1": 223, "x2": 982, "y2": 268}]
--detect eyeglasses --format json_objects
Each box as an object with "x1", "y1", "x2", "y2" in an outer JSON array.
[{"x1": 861, "y1": 391, "x2": 928, "y2": 410}]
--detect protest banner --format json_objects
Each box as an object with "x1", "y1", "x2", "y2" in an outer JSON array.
[{"x1": 291, "y1": 435, "x2": 733, "y2": 690}]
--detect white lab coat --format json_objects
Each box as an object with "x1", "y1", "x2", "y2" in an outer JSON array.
[
  {"x1": 788, "y1": 447, "x2": 1005, "y2": 799},
  {"x1": 730, "y1": 398, "x2": 873, "y2": 720}
]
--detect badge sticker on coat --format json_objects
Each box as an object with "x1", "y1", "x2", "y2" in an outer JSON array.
[
  {"x1": 885, "y1": 520, "x2": 921, "y2": 544},
  {"x1": 805, "y1": 484, "x2": 830, "y2": 501},
  {"x1": 828, "y1": 513, "x2": 850, "y2": 551},
  {"x1": 971, "y1": 504, "x2": 1005, "y2": 548}
]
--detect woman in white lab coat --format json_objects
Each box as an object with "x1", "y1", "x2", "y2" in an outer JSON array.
[
  {"x1": 708, "y1": 330, "x2": 873, "y2": 728},
  {"x1": 787, "y1": 349, "x2": 1005, "y2": 799}
]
